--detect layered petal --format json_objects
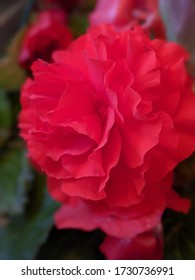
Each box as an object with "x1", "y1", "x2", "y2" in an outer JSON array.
[
  {"x1": 100, "y1": 225, "x2": 163, "y2": 260},
  {"x1": 19, "y1": 25, "x2": 195, "y2": 242}
]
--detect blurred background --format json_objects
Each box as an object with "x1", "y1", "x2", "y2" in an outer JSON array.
[{"x1": 0, "y1": 0, "x2": 195, "y2": 260}]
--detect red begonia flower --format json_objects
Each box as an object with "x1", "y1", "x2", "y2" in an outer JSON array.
[
  {"x1": 18, "y1": 9, "x2": 72, "y2": 70},
  {"x1": 19, "y1": 25, "x2": 194, "y2": 238},
  {"x1": 100, "y1": 224, "x2": 163, "y2": 260},
  {"x1": 89, "y1": 0, "x2": 165, "y2": 38}
]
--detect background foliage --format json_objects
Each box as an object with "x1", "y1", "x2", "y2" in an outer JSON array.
[{"x1": 0, "y1": 0, "x2": 194, "y2": 260}]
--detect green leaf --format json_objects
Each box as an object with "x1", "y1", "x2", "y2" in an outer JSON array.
[
  {"x1": 164, "y1": 179, "x2": 195, "y2": 259},
  {"x1": 0, "y1": 88, "x2": 11, "y2": 145},
  {"x1": 0, "y1": 29, "x2": 26, "y2": 91},
  {"x1": 0, "y1": 58, "x2": 26, "y2": 91},
  {"x1": 0, "y1": 146, "x2": 30, "y2": 215},
  {"x1": 37, "y1": 228, "x2": 105, "y2": 260},
  {"x1": 80, "y1": 0, "x2": 96, "y2": 11},
  {"x1": 0, "y1": 175, "x2": 59, "y2": 259},
  {"x1": 69, "y1": 13, "x2": 89, "y2": 38}
]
